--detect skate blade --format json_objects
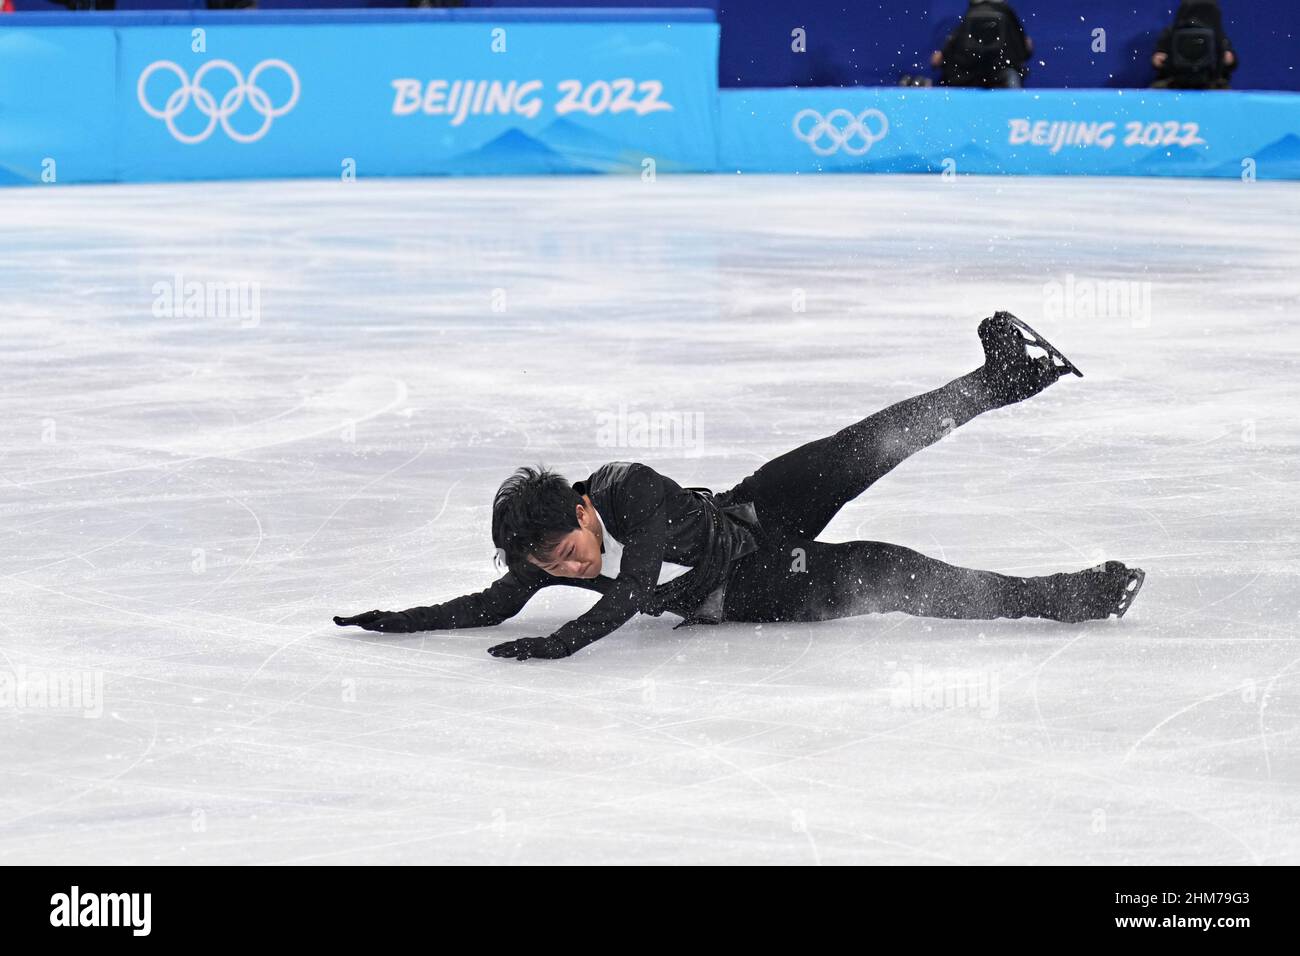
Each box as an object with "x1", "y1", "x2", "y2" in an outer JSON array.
[
  {"x1": 999, "y1": 312, "x2": 1085, "y2": 379},
  {"x1": 1115, "y1": 567, "x2": 1146, "y2": 619}
]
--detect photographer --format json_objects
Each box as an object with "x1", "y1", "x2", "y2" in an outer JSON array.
[
  {"x1": 1152, "y1": 0, "x2": 1238, "y2": 89},
  {"x1": 931, "y1": 0, "x2": 1033, "y2": 89}
]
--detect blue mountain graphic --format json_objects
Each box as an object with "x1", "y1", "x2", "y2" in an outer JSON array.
[
  {"x1": 1133, "y1": 144, "x2": 1214, "y2": 172},
  {"x1": 858, "y1": 152, "x2": 929, "y2": 173},
  {"x1": 444, "y1": 127, "x2": 600, "y2": 176},
  {"x1": 0, "y1": 163, "x2": 32, "y2": 185},
  {"x1": 943, "y1": 141, "x2": 1005, "y2": 171},
  {"x1": 534, "y1": 117, "x2": 639, "y2": 173},
  {"x1": 1215, "y1": 133, "x2": 1300, "y2": 178}
]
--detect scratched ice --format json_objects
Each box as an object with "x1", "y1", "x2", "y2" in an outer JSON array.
[{"x1": 1, "y1": 174, "x2": 1297, "y2": 864}]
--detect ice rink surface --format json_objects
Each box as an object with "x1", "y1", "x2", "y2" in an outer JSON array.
[{"x1": 2, "y1": 173, "x2": 1298, "y2": 865}]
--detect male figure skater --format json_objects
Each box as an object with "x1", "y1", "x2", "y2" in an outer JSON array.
[{"x1": 335, "y1": 313, "x2": 1145, "y2": 660}]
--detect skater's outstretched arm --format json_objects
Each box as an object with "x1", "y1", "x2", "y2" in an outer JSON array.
[
  {"x1": 488, "y1": 464, "x2": 669, "y2": 661},
  {"x1": 334, "y1": 566, "x2": 555, "y2": 634}
]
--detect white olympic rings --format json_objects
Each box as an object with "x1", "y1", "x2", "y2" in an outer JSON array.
[
  {"x1": 137, "y1": 59, "x2": 300, "y2": 145},
  {"x1": 792, "y1": 108, "x2": 890, "y2": 156}
]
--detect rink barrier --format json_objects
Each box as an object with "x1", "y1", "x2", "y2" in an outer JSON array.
[
  {"x1": 0, "y1": 10, "x2": 721, "y2": 184},
  {"x1": 3, "y1": 11, "x2": 1300, "y2": 184},
  {"x1": 719, "y1": 88, "x2": 1300, "y2": 181}
]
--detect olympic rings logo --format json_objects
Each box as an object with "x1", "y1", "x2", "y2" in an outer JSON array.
[
  {"x1": 137, "y1": 59, "x2": 300, "y2": 145},
  {"x1": 792, "y1": 108, "x2": 890, "y2": 156}
]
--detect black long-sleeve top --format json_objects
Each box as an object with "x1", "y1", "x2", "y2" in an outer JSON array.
[{"x1": 368, "y1": 462, "x2": 756, "y2": 654}]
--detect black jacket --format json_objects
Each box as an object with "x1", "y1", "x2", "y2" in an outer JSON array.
[{"x1": 370, "y1": 462, "x2": 758, "y2": 653}]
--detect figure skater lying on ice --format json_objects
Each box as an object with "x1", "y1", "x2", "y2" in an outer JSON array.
[{"x1": 335, "y1": 313, "x2": 1145, "y2": 660}]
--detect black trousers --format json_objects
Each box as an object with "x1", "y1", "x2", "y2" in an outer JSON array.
[{"x1": 720, "y1": 367, "x2": 1058, "y2": 623}]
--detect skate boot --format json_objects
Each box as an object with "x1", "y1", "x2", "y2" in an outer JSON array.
[
  {"x1": 1041, "y1": 560, "x2": 1146, "y2": 623},
  {"x1": 978, "y1": 311, "x2": 1083, "y2": 406}
]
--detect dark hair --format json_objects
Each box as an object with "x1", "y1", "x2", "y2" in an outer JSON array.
[{"x1": 492, "y1": 465, "x2": 582, "y2": 564}]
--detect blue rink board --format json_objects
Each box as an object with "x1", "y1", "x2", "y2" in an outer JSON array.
[
  {"x1": 719, "y1": 88, "x2": 1300, "y2": 182},
  {"x1": 2, "y1": 10, "x2": 1299, "y2": 184},
  {"x1": 0, "y1": 11, "x2": 722, "y2": 184}
]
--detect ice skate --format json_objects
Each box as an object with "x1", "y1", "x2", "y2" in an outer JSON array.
[
  {"x1": 1043, "y1": 560, "x2": 1146, "y2": 623},
  {"x1": 978, "y1": 311, "x2": 1083, "y2": 406},
  {"x1": 1113, "y1": 563, "x2": 1146, "y2": 618}
]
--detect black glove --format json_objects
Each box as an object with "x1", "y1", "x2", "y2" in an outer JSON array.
[
  {"x1": 487, "y1": 636, "x2": 571, "y2": 661},
  {"x1": 333, "y1": 610, "x2": 407, "y2": 633}
]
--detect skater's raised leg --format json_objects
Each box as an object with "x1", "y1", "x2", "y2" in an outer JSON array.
[{"x1": 724, "y1": 312, "x2": 1076, "y2": 540}]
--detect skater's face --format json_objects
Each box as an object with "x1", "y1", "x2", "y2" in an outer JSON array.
[{"x1": 527, "y1": 498, "x2": 603, "y2": 579}]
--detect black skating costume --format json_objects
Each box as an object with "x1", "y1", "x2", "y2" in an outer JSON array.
[{"x1": 336, "y1": 314, "x2": 1144, "y2": 659}]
